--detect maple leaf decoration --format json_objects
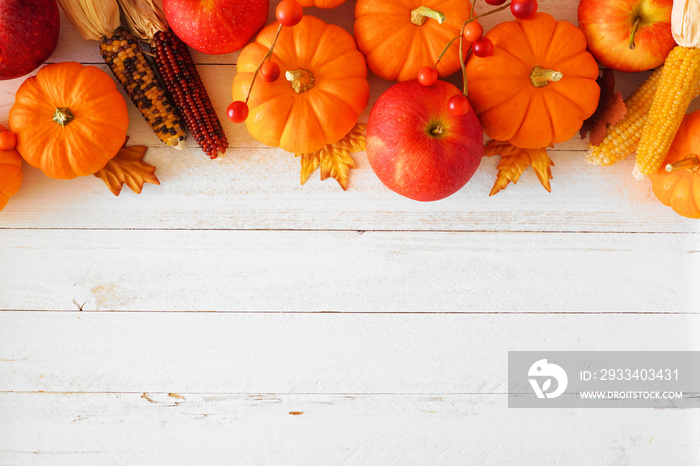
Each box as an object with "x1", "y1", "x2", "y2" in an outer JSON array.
[
  {"x1": 93, "y1": 141, "x2": 160, "y2": 196},
  {"x1": 296, "y1": 123, "x2": 366, "y2": 190},
  {"x1": 580, "y1": 68, "x2": 627, "y2": 145},
  {"x1": 484, "y1": 140, "x2": 554, "y2": 195}
]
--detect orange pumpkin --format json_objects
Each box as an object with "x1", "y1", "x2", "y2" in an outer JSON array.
[
  {"x1": 354, "y1": 0, "x2": 472, "y2": 82},
  {"x1": 649, "y1": 110, "x2": 700, "y2": 219},
  {"x1": 298, "y1": 0, "x2": 346, "y2": 7},
  {"x1": 465, "y1": 13, "x2": 600, "y2": 149},
  {"x1": 9, "y1": 62, "x2": 129, "y2": 180},
  {"x1": 232, "y1": 16, "x2": 369, "y2": 154},
  {"x1": 0, "y1": 125, "x2": 23, "y2": 212}
]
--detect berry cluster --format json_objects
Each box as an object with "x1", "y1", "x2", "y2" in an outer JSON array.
[
  {"x1": 229, "y1": 0, "x2": 538, "y2": 122},
  {"x1": 417, "y1": 0, "x2": 538, "y2": 116},
  {"x1": 227, "y1": 0, "x2": 304, "y2": 123}
]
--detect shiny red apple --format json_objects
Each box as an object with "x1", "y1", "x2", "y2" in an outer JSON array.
[
  {"x1": 0, "y1": 0, "x2": 60, "y2": 80},
  {"x1": 162, "y1": 0, "x2": 268, "y2": 55},
  {"x1": 366, "y1": 80, "x2": 483, "y2": 202},
  {"x1": 578, "y1": 0, "x2": 676, "y2": 72}
]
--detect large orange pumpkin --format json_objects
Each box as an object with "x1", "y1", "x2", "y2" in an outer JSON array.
[
  {"x1": 298, "y1": 0, "x2": 345, "y2": 7},
  {"x1": 9, "y1": 62, "x2": 129, "y2": 179},
  {"x1": 0, "y1": 125, "x2": 23, "y2": 212},
  {"x1": 232, "y1": 16, "x2": 369, "y2": 154},
  {"x1": 465, "y1": 13, "x2": 600, "y2": 149},
  {"x1": 355, "y1": 0, "x2": 472, "y2": 82},
  {"x1": 649, "y1": 110, "x2": 700, "y2": 219}
]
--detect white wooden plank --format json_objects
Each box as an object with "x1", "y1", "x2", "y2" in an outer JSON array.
[
  {"x1": 0, "y1": 313, "x2": 697, "y2": 392},
  {"x1": 0, "y1": 392, "x2": 696, "y2": 465},
  {"x1": 0, "y1": 230, "x2": 697, "y2": 312},
  {"x1": 1, "y1": 143, "x2": 698, "y2": 232}
]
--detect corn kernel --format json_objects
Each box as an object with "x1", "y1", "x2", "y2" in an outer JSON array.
[
  {"x1": 101, "y1": 27, "x2": 186, "y2": 149},
  {"x1": 635, "y1": 46, "x2": 700, "y2": 178}
]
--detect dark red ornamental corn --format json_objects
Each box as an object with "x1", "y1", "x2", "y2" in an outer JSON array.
[{"x1": 153, "y1": 30, "x2": 228, "y2": 159}]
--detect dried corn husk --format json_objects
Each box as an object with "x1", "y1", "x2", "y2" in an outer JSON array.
[
  {"x1": 117, "y1": 0, "x2": 168, "y2": 40},
  {"x1": 671, "y1": 0, "x2": 700, "y2": 47},
  {"x1": 56, "y1": 0, "x2": 120, "y2": 40}
]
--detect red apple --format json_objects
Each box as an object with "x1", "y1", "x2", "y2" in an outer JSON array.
[
  {"x1": 162, "y1": 0, "x2": 268, "y2": 55},
  {"x1": 366, "y1": 80, "x2": 483, "y2": 202},
  {"x1": 578, "y1": 0, "x2": 676, "y2": 72},
  {"x1": 0, "y1": 0, "x2": 59, "y2": 80}
]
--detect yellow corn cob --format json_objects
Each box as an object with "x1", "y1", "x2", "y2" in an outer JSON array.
[
  {"x1": 586, "y1": 67, "x2": 663, "y2": 166},
  {"x1": 634, "y1": 45, "x2": 700, "y2": 178},
  {"x1": 100, "y1": 27, "x2": 186, "y2": 149}
]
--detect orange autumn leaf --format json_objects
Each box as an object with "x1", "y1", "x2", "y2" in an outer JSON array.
[
  {"x1": 94, "y1": 144, "x2": 159, "y2": 196},
  {"x1": 296, "y1": 123, "x2": 366, "y2": 190},
  {"x1": 580, "y1": 68, "x2": 627, "y2": 146},
  {"x1": 298, "y1": 152, "x2": 321, "y2": 186},
  {"x1": 484, "y1": 140, "x2": 554, "y2": 195}
]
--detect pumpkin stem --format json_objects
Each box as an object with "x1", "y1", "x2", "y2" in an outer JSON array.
[
  {"x1": 410, "y1": 6, "x2": 446, "y2": 26},
  {"x1": 53, "y1": 107, "x2": 74, "y2": 126},
  {"x1": 665, "y1": 154, "x2": 700, "y2": 172},
  {"x1": 629, "y1": 16, "x2": 641, "y2": 50},
  {"x1": 286, "y1": 69, "x2": 315, "y2": 94},
  {"x1": 529, "y1": 66, "x2": 563, "y2": 88}
]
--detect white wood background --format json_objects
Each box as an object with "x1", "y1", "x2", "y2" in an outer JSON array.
[{"x1": 1, "y1": 0, "x2": 699, "y2": 464}]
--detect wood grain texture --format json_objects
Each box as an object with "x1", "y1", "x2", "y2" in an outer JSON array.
[
  {"x1": 1, "y1": 229, "x2": 697, "y2": 312},
  {"x1": 0, "y1": 392, "x2": 697, "y2": 465},
  {"x1": 0, "y1": 312, "x2": 698, "y2": 393},
  {"x1": 1, "y1": 142, "x2": 699, "y2": 232},
  {"x1": 2, "y1": 1, "x2": 699, "y2": 464}
]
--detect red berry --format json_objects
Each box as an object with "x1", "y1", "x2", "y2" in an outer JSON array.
[
  {"x1": 472, "y1": 37, "x2": 493, "y2": 58},
  {"x1": 485, "y1": 0, "x2": 507, "y2": 4},
  {"x1": 227, "y1": 101, "x2": 249, "y2": 123},
  {"x1": 447, "y1": 95, "x2": 471, "y2": 116},
  {"x1": 0, "y1": 130, "x2": 16, "y2": 151},
  {"x1": 463, "y1": 21, "x2": 483, "y2": 42},
  {"x1": 511, "y1": 0, "x2": 537, "y2": 20},
  {"x1": 276, "y1": 0, "x2": 303, "y2": 27},
  {"x1": 417, "y1": 66, "x2": 438, "y2": 86},
  {"x1": 260, "y1": 61, "x2": 281, "y2": 82}
]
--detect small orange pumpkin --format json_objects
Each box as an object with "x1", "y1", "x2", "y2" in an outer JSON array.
[
  {"x1": 232, "y1": 16, "x2": 369, "y2": 154},
  {"x1": 0, "y1": 125, "x2": 23, "y2": 212},
  {"x1": 298, "y1": 0, "x2": 346, "y2": 7},
  {"x1": 354, "y1": 0, "x2": 472, "y2": 82},
  {"x1": 649, "y1": 110, "x2": 700, "y2": 219},
  {"x1": 9, "y1": 62, "x2": 129, "y2": 179},
  {"x1": 465, "y1": 13, "x2": 600, "y2": 149}
]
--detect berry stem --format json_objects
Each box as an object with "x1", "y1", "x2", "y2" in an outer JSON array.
[
  {"x1": 245, "y1": 23, "x2": 284, "y2": 104},
  {"x1": 468, "y1": 2, "x2": 511, "y2": 23},
  {"x1": 459, "y1": 0, "x2": 480, "y2": 96},
  {"x1": 432, "y1": 1, "x2": 510, "y2": 69}
]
